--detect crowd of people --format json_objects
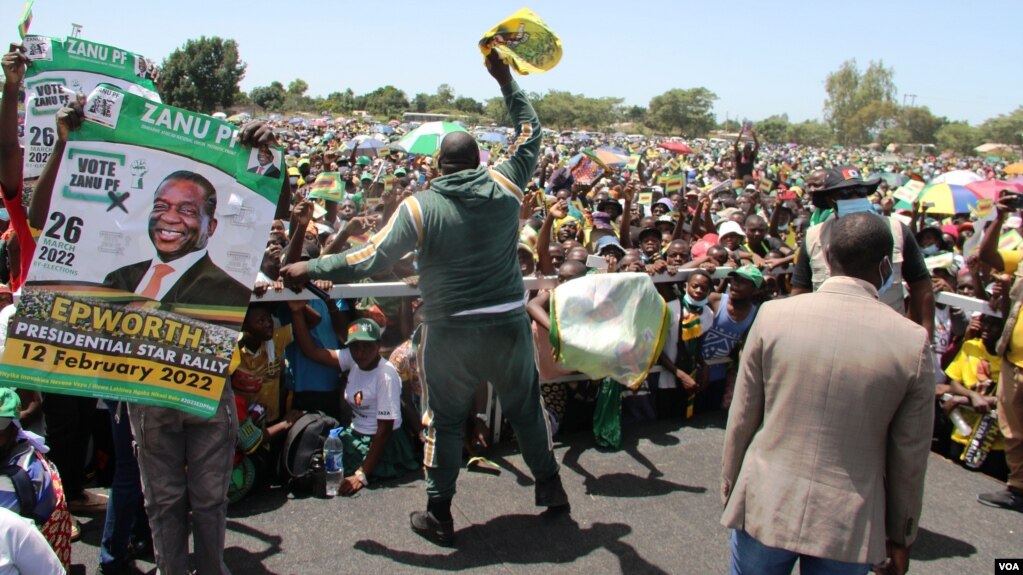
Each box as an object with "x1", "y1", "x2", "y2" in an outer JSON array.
[{"x1": 0, "y1": 42, "x2": 1021, "y2": 575}]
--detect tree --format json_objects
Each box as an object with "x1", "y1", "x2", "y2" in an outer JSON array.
[
  {"x1": 898, "y1": 106, "x2": 944, "y2": 144},
  {"x1": 484, "y1": 97, "x2": 511, "y2": 126},
  {"x1": 454, "y1": 96, "x2": 484, "y2": 115},
  {"x1": 755, "y1": 114, "x2": 790, "y2": 143},
  {"x1": 360, "y1": 85, "x2": 409, "y2": 117},
  {"x1": 288, "y1": 79, "x2": 309, "y2": 96},
  {"x1": 412, "y1": 93, "x2": 430, "y2": 113},
  {"x1": 718, "y1": 119, "x2": 741, "y2": 133},
  {"x1": 936, "y1": 121, "x2": 983, "y2": 155},
  {"x1": 786, "y1": 120, "x2": 833, "y2": 147},
  {"x1": 980, "y1": 107, "x2": 1023, "y2": 146},
  {"x1": 250, "y1": 81, "x2": 286, "y2": 111},
  {"x1": 646, "y1": 88, "x2": 717, "y2": 137},
  {"x1": 823, "y1": 59, "x2": 896, "y2": 146},
  {"x1": 322, "y1": 89, "x2": 355, "y2": 114},
  {"x1": 159, "y1": 37, "x2": 246, "y2": 114}
]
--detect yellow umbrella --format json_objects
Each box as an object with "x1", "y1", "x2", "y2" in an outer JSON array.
[{"x1": 1005, "y1": 162, "x2": 1023, "y2": 175}]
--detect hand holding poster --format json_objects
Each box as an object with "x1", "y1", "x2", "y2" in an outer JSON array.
[
  {"x1": 0, "y1": 84, "x2": 282, "y2": 418},
  {"x1": 21, "y1": 35, "x2": 160, "y2": 178}
]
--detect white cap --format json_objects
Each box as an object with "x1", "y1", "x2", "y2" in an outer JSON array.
[{"x1": 717, "y1": 220, "x2": 747, "y2": 239}]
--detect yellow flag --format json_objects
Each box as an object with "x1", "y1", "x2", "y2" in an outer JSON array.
[{"x1": 479, "y1": 8, "x2": 562, "y2": 75}]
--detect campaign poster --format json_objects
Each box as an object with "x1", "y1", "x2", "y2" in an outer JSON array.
[
  {"x1": 22, "y1": 35, "x2": 160, "y2": 178},
  {"x1": 0, "y1": 85, "x2": 283, "y2": 418}
]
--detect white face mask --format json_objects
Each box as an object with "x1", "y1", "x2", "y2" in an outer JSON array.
[
  {"x1": 878, "y1": 256, "x2": 895, "y2": 295},
  {"x1": 684, "y1": 292, "x2": 708, "y2": 308}
]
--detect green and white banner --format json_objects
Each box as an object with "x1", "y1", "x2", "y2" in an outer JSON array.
[
  {"x1": 0, "y1": 84, "x2": 283, "y2": 418},
  {"x1": 22, "y1": 35, "x2": 160, "y2": 178}
]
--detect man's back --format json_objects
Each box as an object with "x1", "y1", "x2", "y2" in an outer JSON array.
[{"x1": 722, "y1": 276, "x2": 934, "y2": 564}]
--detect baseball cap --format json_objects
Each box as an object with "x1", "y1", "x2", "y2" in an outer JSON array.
[
  {"x1": 357, "y1": 156, "x2": 371, "y2": 166},
  {"x1": 809, "y1": 165, "x2": 881, "y2": 194},
  {"x1": 729, "y1": 264, "x2": 764, "y2": 288},
  {"x1": 360, "y1": 172, "x2": 373, "y2": 182},
  {"x1": 655, "y1": 215, "x2": 675, "y2": 229},
  {"x1": 346, "y1": 318, "x2": 381, "y2": 343},
  {"x1": 637, "y1": 227, "x2": 662, "y2": 242},
  {"x1": 717, "y1": 220, "x2": 747, "y2": 239},
  {"x1": 394, "y1": 168, "x2": 407, "y2": 177},
  {"x1": 0, "y1": 388, "x2": 21, "y2": 431}
]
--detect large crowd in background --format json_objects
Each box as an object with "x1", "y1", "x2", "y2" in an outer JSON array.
[{"x1": 2, "y1": 51, "x2": 1023, "y2": 572}]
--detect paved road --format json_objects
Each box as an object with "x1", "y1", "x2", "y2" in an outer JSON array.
[{"x1": 70, "y1": 413, "x2": 1020, "y2": 574}]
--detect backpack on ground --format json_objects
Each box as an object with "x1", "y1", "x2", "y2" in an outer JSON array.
[{"x1": 278, "y1": 412, "x2": 339, "y2": 494}]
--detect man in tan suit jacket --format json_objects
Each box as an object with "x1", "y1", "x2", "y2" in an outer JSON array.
[{"x1": 721, "y1": 212, "x2": 934, "y2": 575}]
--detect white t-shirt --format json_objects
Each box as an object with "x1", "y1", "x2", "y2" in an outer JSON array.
[
  {"x1": 0, "y1": 507, "x2": 65, "y2": 575},
  {"x1": 337, "y1": 348, "x2": 402, "y2": 435}
]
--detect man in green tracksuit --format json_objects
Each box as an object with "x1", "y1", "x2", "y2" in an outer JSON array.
[{"x1": 281, "y1": 51, "x2": 567, "y2": 546}]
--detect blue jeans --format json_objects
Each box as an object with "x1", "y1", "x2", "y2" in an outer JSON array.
[
  {"x1": 730, "y1": 529, "x2": 871, "y2": 575},
  {"x1": 99, "y1": 403, "x2": 151, "y2": 568}
]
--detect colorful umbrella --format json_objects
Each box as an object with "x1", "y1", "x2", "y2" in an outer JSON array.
[
  {"x1": 1006, "y1": 162, "x2": 1023, "y2": 175},
  {"x1": 394, "y1": 121, "x2": 468, "y2": 155},
  {"x1": 658, "y1": 141, "x2": 693, "y2": 154},
  {"x1": 895, "y1": 183, "x2": 982, "y2": 215},
  {"x1": 478, "y1": 132, "x2": 508, "y2": 144},
  {"x1": 344, "y1": 135, "x2": 385, "y2": 156},
  {"x1": 965, "y1": 180, "x2": 1023, "y2": 200},
  {"x1": 574, "y1": 147, "x2": 628, "y2": 167},
  {"x1": 930, "y1": 169, "x2": 983, "y2": 186}
]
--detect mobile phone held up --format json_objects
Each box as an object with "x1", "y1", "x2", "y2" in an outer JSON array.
[{"x1": 1001, "y1": 191, "x2": 1023, "y2": 211}]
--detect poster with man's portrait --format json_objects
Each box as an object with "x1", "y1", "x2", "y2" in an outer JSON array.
[{"x1": 0, "y1": 85, "x2": 283, "y2": 418}]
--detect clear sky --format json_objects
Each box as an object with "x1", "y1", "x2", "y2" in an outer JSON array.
[{"x1": 3, "y1": 0, "x2": 1019, "y2": 125}]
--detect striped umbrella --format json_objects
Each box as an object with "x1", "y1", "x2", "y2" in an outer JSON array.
[
  {"x1": 895, "y1": 183, "x2": 982, "y2": 215},
  {"x1": 394, "y1": 122, "x2": 468, "y2": 155}
]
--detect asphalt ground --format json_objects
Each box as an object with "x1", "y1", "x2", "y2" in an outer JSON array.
[{"x1": 69, "y1": 413, "x2": 1021, "y2": 574}]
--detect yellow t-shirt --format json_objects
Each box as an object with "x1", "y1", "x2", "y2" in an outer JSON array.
[
  {"x1": 944, "y1": 339, "x2": 1004, "y2": 450},
  {"x1": 228, "y1": 326, "x2": 293, "y2": 422},
  {"x1": 999, "y1": 250, "x2": 1023, "y2": 367}
]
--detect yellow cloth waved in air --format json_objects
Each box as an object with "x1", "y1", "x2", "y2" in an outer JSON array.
[{"x1": 479, "y1": 8, "x2": 562, "y2": 75}]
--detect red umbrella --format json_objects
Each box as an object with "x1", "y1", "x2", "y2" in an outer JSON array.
[
  {"x1": 965, "y1": 180, "x2": 1023, "y2": 200},
  {"x1": 658, "y1": 141, "x2": 693, "y2": 154}
]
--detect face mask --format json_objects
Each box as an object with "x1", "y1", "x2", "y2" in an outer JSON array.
[
  {"x1": 921, "y1": 244, "x2": 939, "y2": 256},
  {"x1": 684, "y1": 292, "x2": 708, "y2": 308},
  {"x1": 777, "y1": 222, "x2": 790, "y2": 231},
  {"x1": 877, "y1": 256, "x2": 895, "y2": 296},
  {"x1": 836, "y1": 197, "x2": 873, "y2": 217}
]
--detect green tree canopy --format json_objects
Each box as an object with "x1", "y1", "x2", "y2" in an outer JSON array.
[
  {"x1": 786, "y1": 120, "x2": 833, "y2": 147},
  {"x1": 360, "y1": 85, "x2": 409, "y2": 118},
  {"x1": 249, "y1": 81, "x2": 286, "y2": 111},
  {"x1": 980, "y1": 106, "x2": 1023, "y2": 146},
  {"x1": 936, "y1": 121, "x2": 983, "y2": 155},
  {"x1": 824, "y1": 59, "x2": 896, "y2": 146},
  {"x1": 159, "y1": 36, "x2": 246, "y2": 114},
  {"x1": 755, "y1": 114, "x2": 790, "y2": 143},
  {"x1": 646, "y1": 88, "x2": 718, "y2": 137}
]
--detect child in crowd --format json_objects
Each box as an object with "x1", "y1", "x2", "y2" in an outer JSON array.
[{"x1": 287, "y1": 301, "x2": 419, "y2": 495}]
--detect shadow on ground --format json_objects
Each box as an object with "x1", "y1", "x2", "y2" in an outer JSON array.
[{"x1": 355, "y1": 513, "x2": 669, "y2": 574}]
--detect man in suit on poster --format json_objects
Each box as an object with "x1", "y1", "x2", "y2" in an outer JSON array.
[
  {"x1": 721, "y1": 212, "x2": 935, "y2": 575},
  {"x1": 248, "y1": 145, "x2": 281, "y2": 178},
  {"x1": 103, "y1": 169, "x2": 250, "y2": 309}
]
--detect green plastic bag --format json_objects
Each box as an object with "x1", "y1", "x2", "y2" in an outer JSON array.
[{"x1": 592, "y1": 378, "x2": 621, "y2": 450}]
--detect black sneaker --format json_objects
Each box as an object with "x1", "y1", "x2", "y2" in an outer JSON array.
[
  {"x1": 409, "y1": 510, "x2": 455, "y2": 547},
  {"x1": 535, "y1": 473, "x2": 569, "y2": 508},
  {"x1": 977, "y1": 488, "x2": 1023, "y2": 512}
]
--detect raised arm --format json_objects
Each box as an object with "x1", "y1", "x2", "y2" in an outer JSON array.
[
  {"x1": 489, "y1": 52, "x2": 541, "y2": 197},
  {"x1": 0, "y1": 45, "x2": 27, "y2": 199},
  {"x1": 286, "y1": 299, "x2": 339, "y2": 368}
]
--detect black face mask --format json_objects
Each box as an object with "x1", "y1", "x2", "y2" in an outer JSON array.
[{"x1": 811, "y1": 193, "x2": 831, "y2": 210}]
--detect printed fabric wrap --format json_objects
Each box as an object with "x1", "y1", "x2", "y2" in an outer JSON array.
[
  {"x1": 479, "y1": 8, "x2": 563, "y2": 75},
  {"x1": 550, "y1": 273, "x2": 669, "y2": 389}
]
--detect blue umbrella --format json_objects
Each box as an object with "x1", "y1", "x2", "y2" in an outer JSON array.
[
  {"x1": 574, "y1": 133, "x2": 592, "y2": 141},
  {"x1": 479, "y1": 132, "x2": 508, "y2": 144},
  {"x1": 269, "y1": 113, "x2": 283, "y2": 121},
  {"x1": 371, "y1": 124, "x2": 394, "y2": 134},
  {"x1": 288, "y1": 117, "x2": 305, "y2": 125}
]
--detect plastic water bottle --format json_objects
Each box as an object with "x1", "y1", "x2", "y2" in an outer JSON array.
[{"x1": 323, "y1": 428, "x2": 344, "y2": 497}]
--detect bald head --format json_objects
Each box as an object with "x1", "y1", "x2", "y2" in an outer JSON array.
[{"x1": 438, "y1": 132, "x2": 479, "y2": 175}]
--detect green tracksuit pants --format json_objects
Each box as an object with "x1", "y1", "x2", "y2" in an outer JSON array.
[{"x1": 417, "y1": 308, "x2": 558, "y2": 499}]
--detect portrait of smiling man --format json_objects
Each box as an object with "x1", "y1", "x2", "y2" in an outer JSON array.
[
  {"x1": 102, "y1": 170, "x2": 251, "y2": 310},
  {"x1": 248, "y1": 145, "x2": 281, "y2": 178}
]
